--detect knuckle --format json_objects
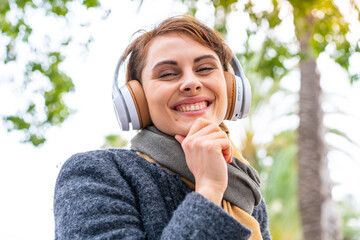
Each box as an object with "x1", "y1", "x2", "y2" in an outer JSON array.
[
  {"x1": 204, "y1": 143, "x2": 213, "y2": 152},
  {"x1": 220, "y1": 131, "x2": 227, "y2": 138}
]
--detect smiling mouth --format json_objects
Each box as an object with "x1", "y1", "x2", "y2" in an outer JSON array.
[{"x1": 174, "y1": 101, "x2": 210, "y2": 112}]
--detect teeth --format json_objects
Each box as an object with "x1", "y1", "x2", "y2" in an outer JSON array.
[{"x1": 176, "y1": 101, "x2": 208, "y2": 112}]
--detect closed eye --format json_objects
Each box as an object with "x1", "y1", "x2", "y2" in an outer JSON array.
[
  {"x1": 196, "y1": 66, "x2": 216, "y2": 75},
  {"x1": 159, "y1": 72, "x2": 178, "y2": 79},
  {"x1": 197, "y1": 67, "x2": 214, "y2": 72}
]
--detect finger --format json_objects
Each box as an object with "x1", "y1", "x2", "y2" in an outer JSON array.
[
  {"x1": 187, "y1": 118, "x2": 212, "y2": 136},
  {"x1": 224, "y1": 146, "x2": 233, "y2": 164},
  {"x1": 207, "y1": 132, "x2": 233, "y2": 164},
  {"x1": 197, "y1": 131, "x2": 232, "y2": 162},
  {"x1": 175, "y1": 134, "x2": 185, "y2": 144},
  {"x1": 216, "y1": 137, "x2": 232, "y2": 163},
  {"x1": 187, "y1": 120, "x2": 223, "y2": 141},
  {"x1": 184, "y1": 129, "x2": 231, "y2": 154}
]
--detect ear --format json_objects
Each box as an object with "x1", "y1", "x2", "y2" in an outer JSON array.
[
  {"x1": 224, "y1": 71, "x2": 236, "y2": 120},
  {"x1": 126, "y1": 80, "x2": 152, "y2": 128}
]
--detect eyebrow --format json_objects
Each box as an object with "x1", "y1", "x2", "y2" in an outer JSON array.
[
  {"x1": 152, "y1": 60, "x2": 177, "y2": 70},
  {"x1": 152, "y1": 54, "x2": 218, "y2": 70},
  {"x1": 194, "y1": 54, "x2": 217, "y2": 63}
]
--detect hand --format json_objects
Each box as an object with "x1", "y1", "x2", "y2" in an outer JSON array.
[{"x1": 175, "y1": 118, "x2": 232, "y2": 206}]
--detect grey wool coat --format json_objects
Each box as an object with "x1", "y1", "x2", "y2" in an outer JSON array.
[{"x1": 54, "y1": 149, "x2": 271, "y2": 239}]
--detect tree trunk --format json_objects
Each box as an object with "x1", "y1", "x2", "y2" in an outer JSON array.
[{"x1": 298, "y1": 16, "x2": 341, "y2": 240}]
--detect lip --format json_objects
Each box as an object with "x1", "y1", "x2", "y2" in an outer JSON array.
[{"x1": 171, "y1": 97, "x2": 213, "y2": 110}]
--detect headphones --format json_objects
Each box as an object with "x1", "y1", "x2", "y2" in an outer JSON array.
[{"x1": 112, "y1": 51, "x2": 251, "y2": 131}]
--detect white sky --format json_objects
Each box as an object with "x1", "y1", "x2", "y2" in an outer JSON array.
[{"x1": 0, "y1": 0, "x2": 359, "y2": 239}]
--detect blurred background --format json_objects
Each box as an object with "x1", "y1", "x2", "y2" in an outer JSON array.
[{"x1": 1, "y1": 0, "x2": 360, "y2": 239}]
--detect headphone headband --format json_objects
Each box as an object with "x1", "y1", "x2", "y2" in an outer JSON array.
[{"x1": 113, "y1": 52, "x2": 126, "y2": 94}]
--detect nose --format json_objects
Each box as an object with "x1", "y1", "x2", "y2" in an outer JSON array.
[{"x1": 179, "y1": 72, "x2": 202, "y2": 94}]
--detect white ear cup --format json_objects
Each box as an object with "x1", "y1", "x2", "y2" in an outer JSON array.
[
  {"x1": 120, "y1": 85, "x2": 141, "y2": 129},
  {"x1": 228, "y1": 75, "x2": 251, "y2": 120},
  {"x1": 112, "y1": 85, "x2": 129, "y2": 131},
  {"x1": 229, "y1": 55, "x2": 251, "y2": 120},
  {"x1": 241, "y1": 75, "x2": 251, "y2": 118},
  {"x1": 112, "y1": 83, "x2": 141, "y2": 131}
]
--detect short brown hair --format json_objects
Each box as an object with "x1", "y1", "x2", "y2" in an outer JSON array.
[{"x1": 124, "y1": 15, "x2": 233, "y2": 82}]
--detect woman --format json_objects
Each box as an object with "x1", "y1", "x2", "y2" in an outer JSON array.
[{"x1": 54, "y1": 15, "x2": 271, "y2": 240}]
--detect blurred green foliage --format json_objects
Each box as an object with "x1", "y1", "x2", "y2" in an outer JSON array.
[
  {"x1": 101, "y1": 134, "x2": 128, "y2": 149},
  {"x1": 264, "y1": 130, "x2": 302, "y2": 240},
  {"x1": 339, "y1": 195, "x2": 360, "y2": 240},
  {"x1": 0, "y1": 0, "x2": 100, "y2": 146}
]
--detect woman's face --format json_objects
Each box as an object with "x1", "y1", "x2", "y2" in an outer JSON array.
[{"x1": 141, "y1": 32, "x2": 227, "y2": 136}]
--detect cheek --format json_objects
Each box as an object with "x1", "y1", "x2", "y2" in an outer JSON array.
[
  {"x1": 144, "y1": 93, "x2": 160, "y2": 114},
  {"x1": 214, "y1": 80, "x2": 227, "y2": 102},
  {"x1": 214, "y1": 82, "x2": 228, "y2": 120},
  {"x1": 143, "y1": 87, "x2": 169, "y2": 121},
  {"x1": 218, "y1": 95, "x2": 228, "y2": 119}
]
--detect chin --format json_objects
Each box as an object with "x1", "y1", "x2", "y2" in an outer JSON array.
[
  {"x1": 165, "y1": 124, "x2": 191, "y2": 137},
  {"x1": 168, "y1": 127, "x2": 190, "y2": 137},
  {"x1": 178, "y1": 128, "x2": 191, "y2": 137},
  {"x1": 155, "y1": 116, "x2": 222, "y2": 137},
  {"x1": 179, "y1": 120, "x2": 196, "y2": 135}
]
